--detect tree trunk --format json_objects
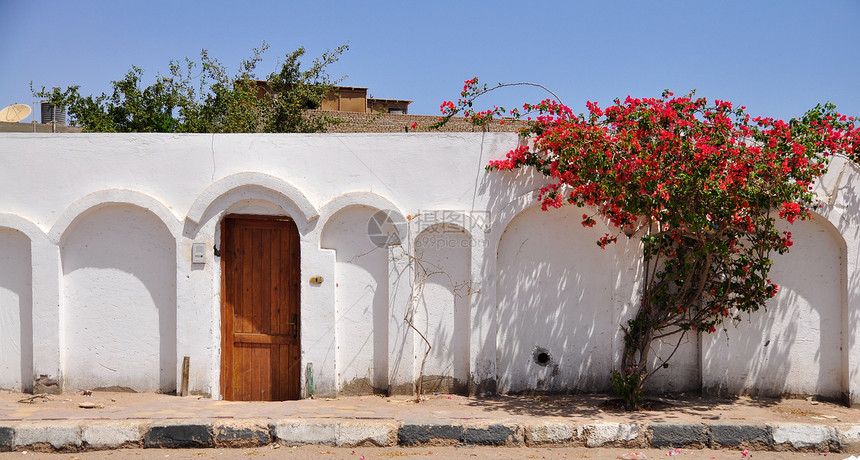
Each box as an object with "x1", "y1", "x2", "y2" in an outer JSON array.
[{"x1": 617, "y1": 307, "x2": 655, "y2": 410}]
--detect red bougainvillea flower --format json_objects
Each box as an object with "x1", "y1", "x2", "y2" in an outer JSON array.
[{"x1": 438, "y1": 78, "x2": 860, "y2": 409}]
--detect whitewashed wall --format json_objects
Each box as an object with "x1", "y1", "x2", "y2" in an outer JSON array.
[
  {"x1": 495, "y1": 204, "x2": 617, "y2": 393},
  {"x1": 60, "y1": 204, "x2": 177, "y2": 392},
  {"x1": 413, "y1": 224, "x2": 472, "y2": 393},
  {"x1": 320, "y1": 205, "x2": 390, "y2": 394},
  {"x1": 0, "y1": 133, "x2": 858, "y2": 405},
  {"x1": 0, "y1": 228, "x2": 32, "y2": 392}
]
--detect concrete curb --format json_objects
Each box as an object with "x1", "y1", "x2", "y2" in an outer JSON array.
[
  {"x1": 82, "y1": 422, "x2": 144, "y2": 449},
  {"x1": 650, "y1": 423, "x2": 709, "y2": 448},
  {"x1": 0, "y1": 420, "x2": 857, "y2": 453},
  {"x1": 271, "y1": 420, "x2": 398, "y2": 447},
  {"x1": 144, "y1": 422, "x2": 214, "y2": 448},
  {"x1": 583, "y1": 422, "x2": 642, "y2": 447},
  {"x1": 0, "y1": 427, "x2": 12, "y2": 452}
]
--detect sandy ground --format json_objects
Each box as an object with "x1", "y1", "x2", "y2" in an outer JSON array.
[{"x1": 1, "y1": 391, "x2": 858, "y2": 425}]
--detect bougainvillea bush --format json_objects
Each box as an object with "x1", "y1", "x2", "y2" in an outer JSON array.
[{"x1": 438, "y1": 79, "x2": 860, "y2": 409}]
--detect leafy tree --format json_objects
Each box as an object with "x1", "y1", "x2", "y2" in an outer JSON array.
[
  {"x1": 439, "y1": 79, "x2": 860, "y2": 409},
  {"x1": 32, "y1": 42, "x2": 348, "y2": 133}
]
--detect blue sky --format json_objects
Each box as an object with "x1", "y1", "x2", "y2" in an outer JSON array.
[{"x1": 1, "y1": 1, "x2": 858, "y2": 121}]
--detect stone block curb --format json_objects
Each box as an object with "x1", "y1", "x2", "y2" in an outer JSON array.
[
  {"x1": 13, "y1": 421, "x2": 81, "y2": 451},
  {"x1": 144, "y1": 423, "x2": 214, "y2": 448},
  {"x1": 0, "y1": 427, "x2": 13, "y2": 452},
  {"x1": 650, "y1": 423, "x2": 709, "y2": 448},
  {"x1": 584, "y1": 422, "x2": 642, "y2": 447},
  {"x1": 0, "y1": 419, "x2": 855, "y2": 453},
  {"x1": 708, "y1": 423, "x2": 770, "y2": 449},
  {"x1": 398, "y1": 421, "x2": 464, "y2": 446},
  {"x1": 837, "y1": 424, "x2": 860, "y2": 450},
  {"x1": 271, "y1": 420, "x2": 337, "y2": 445},
  {"x1": 81, "y1": 422, "x2": 144, "y2": 449},
  {"x1": 769, "y1": 423, "x2": 838, "y2": 451},
  {"x1": 524, "y1": 422, "x2": 577, "y2": 445},
  {"x1": 337, "y1": 421, "x2": 398, "y2": 447},
  {"x1": 462, "y1": 423, "x2": 522, "y2": 446},
  {"x1": 269, "y1": 420, "x2": 397, "y2": 447},
  {"x1": 397, "y1": 421, "x2": 524, "y2": 447},
  {"x1": 213, "y1": 422, "x2": 271, "y2": 447}
]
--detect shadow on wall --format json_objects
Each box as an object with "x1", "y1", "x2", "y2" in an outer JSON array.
[
  {"x1": 645, "y1": 331, "x2": 701, "y2": 394},
  {"x1": 495, "y1": 204, "x2": 616, "y2": 394},
  {"x1": 61, "y1": 204, "x2": 177, "y2": 393},
  {"x1": 847, "y1": 225, "x2": 860, "y2": 403},
  {"x1": 827, "y1": 162, "x2": 860, "y2": 403},
  {"x1": 479, "y1": 162, "x2": 848, "y2": 398},
  {"x1": 0, "y1": 228, "x2": 33, "y2": 392},
  {"x1": 474, "y1": 154, "x2": 623, "y2": 395},
  {"x1": 703, "y1": 214, "x2": 845, "y2": 399},
  {"x1": 321, "y1": 205, "x2": 390, "y2": 395},
  {"x1": 414, "y1": 223, "x2": 471, "y2": 394}
]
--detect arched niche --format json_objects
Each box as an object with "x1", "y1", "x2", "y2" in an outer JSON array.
[
  {"x1": 60, "y1": 203, "x2": 177, "y2": 393},
  {"x1": 0, "y1": 228, "x2": 33, "y2": 392},
  {"x1": 495, "y1": 204, "x2": 615, "y2": 393},
  {"x1": 321, "y1": 204, "x2": 395, "y2": 394},
  {"x1": 703, "y1": 213, "x2": 845, "y2": 398},
  {"x1": 413, "y1": 223, "x2": 472, "y2": 394}
]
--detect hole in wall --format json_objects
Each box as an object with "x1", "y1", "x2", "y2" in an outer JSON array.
[{"x1": 533, "y1": 347, "x2": 551, "y2": 367}]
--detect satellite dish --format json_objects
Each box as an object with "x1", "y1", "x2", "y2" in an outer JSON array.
[{"x1": 0, "y1": 104, "x2": 32, "y2": 122}]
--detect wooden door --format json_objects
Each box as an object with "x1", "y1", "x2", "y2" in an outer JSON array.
[{"x1": 221, "y1": 215, "x2": 301, "y2": 401}]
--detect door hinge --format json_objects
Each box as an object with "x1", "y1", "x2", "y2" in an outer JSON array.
[{"x1": 213, "y1": 245, "x2": 221, "y2": 257}]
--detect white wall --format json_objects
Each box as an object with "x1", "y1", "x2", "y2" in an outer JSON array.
[
  {"x1": 703, "y1": 215, "x2": 844, "y2": 398},
  {"x1": 0, "y1": 228, "x2": 32, "y2": 391},
  {"x1": 321, "y1": 205, "x2": 390, "y2": 394},
  {"x1": 60, "y1": 204, "x2": 177, "y2": 392},
  {"x1": 413, "y1": 224, "x2": 471, "y2": 393},
  {"x1": 0, "y1": 132, "x2": 857, "y2": 403},
  {"x1": 496, "y1": 204, "x2": 616, "y2": 393},
  {"x1": 645, "y1": 333, "x2": 700, "y2": 393}
]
